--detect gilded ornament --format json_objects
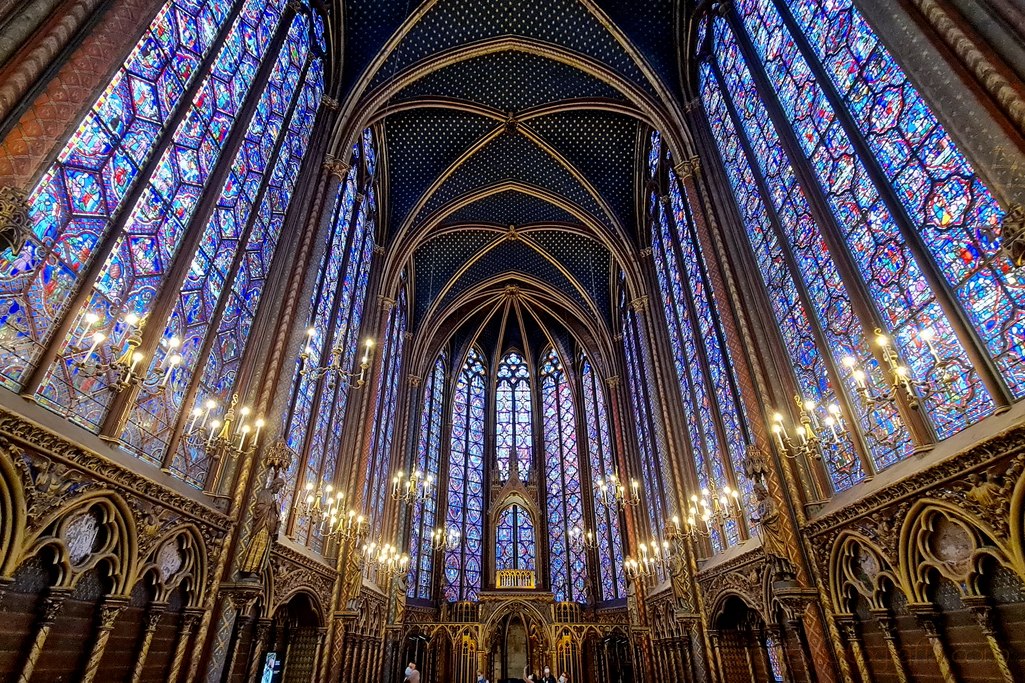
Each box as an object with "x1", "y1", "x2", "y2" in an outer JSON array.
[{"x1": 0, "y1": 186, "x2": 29, "y2": 258}]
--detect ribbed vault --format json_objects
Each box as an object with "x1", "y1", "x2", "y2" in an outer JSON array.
[{"x1": 333, "y1": 0, "x2": 688, "y2": 360}]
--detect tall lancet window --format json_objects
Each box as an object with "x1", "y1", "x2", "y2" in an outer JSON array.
[
  {"x1": 0, "y1": 0, "x2": 325, "y2": 486},
  {"x1": 280, "y1": 131, "x2": 377, "y2": 548},
  {"x1": 698, "y1": 0, "x2": 1022, "y2": 492},
  {"x1": 580, "y1": 357, "x2": 625, "y2": 601},
  {"x1": 408, "y1": 353, "x2": 446, "y2": 599},
  {"x1": 364, "y1": 285, "x2": 408, "y2": 526},
  {"x1": 540, "y1": 348, "x2": 587, "y2": 603},
  {"x1": 496, "y1": 351, "x2": 532, "y2": 480},
  {"x1": 444, "y1": 347, "x2": 487, "y2": 602},
  {"x1": 648, "y1": 134, "x2": 751, "y2": 551},
  {"x1": 621, "y1": 285, "x2": 675, "y2": 536}
]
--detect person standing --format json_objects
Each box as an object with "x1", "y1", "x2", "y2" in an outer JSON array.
[
  {"x1": 539, "y1": 666, "x2": 557, "y2": 683},
  {"x1": 404, "y1": 662, "x2": 421, "y2": 683},
  {"x1": 476, "y1": 670, "x2": 489, "y2": 683}
]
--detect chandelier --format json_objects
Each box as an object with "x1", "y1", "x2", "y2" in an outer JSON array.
[
  {"x1": 299, "y1": 328, "x2": 374, "y2": 386},
  {"x1": 430, "y1": 527, "x2": 461, "y2": 552},
  {"x1": 594, "y1": 471, "x2": 640, "y2": 510},
  {"x1": 295, "y1": 482, "x2": 369, "y2": 542},
  {"x1": 570, "y1": 525, "x2": 597, "y2": 551},
  {"x1": 624, "y1": 538, "x2": 670, "y2": 582},
  {"x1": 182, "y1": 394, "x2": 265, "y2": 462},
  {"x1": 362, "y1": 541, "x2": 410, "y2": 584},
  {"x1": 72, "y1": 310, "x2": 183, "y2": 393},
  {"x1": 390, "y1": 468, "x2": 434, "y2": 506}
]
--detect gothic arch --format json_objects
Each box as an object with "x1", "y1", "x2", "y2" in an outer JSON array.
[
  {"x1": 18, "y1": 491, "x2": 137, "y2": 595},
  {"x1": 134, "y1": 524, "x2": 207, "y2": 606},
  {"x1": 898, "y1": 499, "x2": 1015, "y2": 603},
  {"x1": 828, "y1": 531, "x2": 902, "y2": 614},
  {"x1": 0, "y1": 444, "x2": 25, "y2": 577}
]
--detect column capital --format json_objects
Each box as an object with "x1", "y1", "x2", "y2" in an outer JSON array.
[
  {"x1": 380, "y1": 296, "x2": 396, "y2": 311},
  {"x1": 674, "y1": 157, "x2": 701, "y2": 180},
  {"x1": 1001, "y1": 203, "x2": 1025, "y2": 267},
  {"x1": 0, "y1": 186, "x2": 30, "y2": 256},
  {"x1": 630, "y1": 296, "x2": 649, "y2": 312},
  {"x1": 323, "y1": 157, "x2": 349, "y2": 180},
  {"x1": 321, "y1": 95, "x2": 340, "y2": 111},
  {"x1": 408, "y1": 374, "x2": 423, "y2": 387},
  {"x1": 605, "y1": 375, "x2": 620, "y2": 389}
]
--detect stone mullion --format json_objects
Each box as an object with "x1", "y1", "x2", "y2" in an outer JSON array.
[
  {"x1": 911, "y1": 605, "x2": 957, "y2": 682},
  {"x1": 127, "y1": 602, "x2": 167, "y2": 683},
  {"x1": 431, "y1": 367, "x2": 456, "y2": 601},
  {"x1": 836, "y1": 615, "x2": 872, "y2": 683},
  {"x1": 159, "y1": 46, "x2": 318, "y2": 472},
  {"x1": 398, "y1": 373, "x2": 425, "y2": 586},
  {"x1": 167, "y1": 608, "x2": 203, "y2": 683},
  {"x1": 79, "y1": 596, "x2": 129, "y2": 683},
  {"x1": 963, "y1": 596, "x2": 1015, "y2": 682},
  {"x1": 99, "y1": 6, "x2": 298, "y2": 441},
  {"x1": 602, "y1": 377, "x2": 640, "y2": 557},
  {"x1": 772, "y1": 0, "x2": 1013, "y2": 409},
  {"x1": 707, "y1": 51, "x2": 879, "y2": 483},
  {"x1": 246, "y1": 619, "x2": 272, "y2": 683},
  {"x1": 16, "y1": 587, "x2": 69, "y2": 683},
  {"x1": 572, "y1": 366, "x2": 601, "y2": 604},
  {"x1": 871, "y1": 609, "x2": 910, "y2": 683},
  {"x1": 18, "y1": 0, "x2": 255, "y2": 397}
]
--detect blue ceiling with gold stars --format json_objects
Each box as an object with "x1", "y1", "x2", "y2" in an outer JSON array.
[{"x1": 341, "y1": 0, "x2": 681, "y2": 347}]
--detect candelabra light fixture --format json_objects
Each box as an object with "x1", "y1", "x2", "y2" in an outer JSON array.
[
  {"x1": 843, "y1": 328, "x2": 956, "y2": 412},
  {"x1": 769, "y1": 396, "x2": 844, "y2": 462},
  {"x1": 299, "y1": 328, "x2": 374, "y2": 386},
  {"x1": 624, "y1": 538, "x2": 670, "y2": 582},
  {"x1": 594, "y1": 472, "x2": 640, "y2": 510},
  {"x1": 390, "y1": 469, "x2": 434, "y2": 506},
  {"x1": 570, "y1": 525, "x2": 598, "y2": 551},
  {"x1": 430, "y1": 526, "x2": 461, "y2": 552},
  {"x1": 72, "y1": 310, "x2": 184, "y2": 393},
  {"x1": 362, "y1": 541, "x2": 410, "y2": 584},
  {"x1": 295, "y1": 481, "x2": 369, "y2": 542},
  {"x1": 182, "y1": 394, "x2": 264, "y2": 462},
  {"x1": 686, "y1": 484, "x2": 741, "y2": 532}
]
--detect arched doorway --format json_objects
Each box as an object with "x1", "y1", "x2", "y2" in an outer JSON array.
[
  {"x1": 714, "y1": 595, "x2": 779, "y2": 683},
  {"x1": 261, "y1": 593, "x2": 323, "y2": 683},
  {"x1": 602, "y1": 630, "x2": 633, "y2": 683},
  {"x1": 495, "y1": 612, "x2": 531, "y2": 681}
]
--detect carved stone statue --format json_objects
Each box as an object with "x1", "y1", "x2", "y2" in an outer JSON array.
[
  {"x1": 389, "y1": 571, "x2": 409, "y2": 624},
  {"x1": 750, "y1": 480, "x2": 794, "y2": 581},
  {"x1": 238, "y1": 477, "x2": 284, "y2": 577}
]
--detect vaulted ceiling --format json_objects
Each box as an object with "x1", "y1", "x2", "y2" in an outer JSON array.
[{"x1": 336, "y1": 0, "x2": 689, "y2": 366}]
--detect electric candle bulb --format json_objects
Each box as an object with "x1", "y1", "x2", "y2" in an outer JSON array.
[{"x1": 86, "y1": 331, "x2": 106, "y2": 357}]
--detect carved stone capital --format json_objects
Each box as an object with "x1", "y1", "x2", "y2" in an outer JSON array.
[
  {"x1": 98, "y1": 598, "x2": 130, "y2": 630},
  {"x1": 40, "y1": 590, "x2": 70, "y2": 625},
  {"x1": 639, "y1": 247, "x2": 652, "y2": 258},
  {"x1": 321, "y1": 95, "x2": 340, "y2": 111},
  {"x1": 1001, "y1": 203, "x2": 1025, "y2": 267},
  {"x1": 373, "y1": 244, "x2": 385, "y2": 255},
  {"x1": 605, "y1": 375, "x2": 620, "y2": 389},
  {"x1": 221, "y1": 580, "x2": 263, "y2": 617},
  {"x1": 0, "y1": 186, "x2": 30, "y2": 257},
  {"x1": 380, "y1": 296, "x2": 396, "y2": 312},
  {"x1": 143, "y1": 603, "x2": 167, "y2": 631},
  {"x1": 630, "y1": 296, "x2": 648, "y2": 312},
  {"x1": 674, "y1": 157, "x2": 701, "y2": 180},
  {"x1": 323, "y1": 158, "x2": 349, "y2": 180},
  {"x1": 908, "y1": 604, "x2": 942, "y2": 638},
  {"x1": 408, "y1": 374, "x2": 423, "y2": 387}
]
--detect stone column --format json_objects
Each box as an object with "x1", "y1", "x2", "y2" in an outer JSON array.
[
  {"x1": 129, "y1": 602, "x2": 167, "y2": 683},
  {"x1": 910, "y1": 605, "x2": 956, "y2": 683},
  {"x1": 963, "y1": 596, "x2": 1015, "y2": 683},
  {"x1": 168, "y1": 609, "x2": 205, "y2": 683},
  {"x1": 80, "y1": 597, "x2": 129, "y2": 683},
  {"x1": 16, "y1": 587, "x2": 69, "y2": 683},
  {"x1": 836, "y1": 616, "x2": 872, "y2": 683},
  {"x1": 870, "y1": 609, "x2": 909, "y2": 683}
]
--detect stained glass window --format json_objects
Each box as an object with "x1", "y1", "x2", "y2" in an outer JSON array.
[
  {"x1": 0, "y1": 0, "x2": 326, "y2": 488},
  {"x1": 119, "y1": 11, "x2": 315, "y2": 470},
  {"x1": 408, "y1": 353, "x2": 446, "y2": 599},
  {"x1": 36, "y1": 0, "x2": 292, "y2": 427},
  {"x1": 496, "y1": 351, "x2": 532, "y2": 480},
  {"x1": 580, "y1": 358, "x2": 625, "y2": 601},
  {"x1": 443, "y1": 347, "x2": 486, "y2": 602},
  {"x1": 0, "y1": 0, "x2": 240, "y2": 389},
  {"x1": 622, "y1": 298, "x2": 673, "y2": 532},
  {"x1": 496, "y1": 504, "x2": 535, "y2": 572},
  {"x1": 279, "y1": 131, "x2": 377, "y2": 548},
  {"x1": 699, "y1": 0, "x2": 1019, "y2": 487},
  {"x1": 365, "y1": 286, "x2": 408, "y2": 526},
  {"x1": 540, "y1": 348, "x2": 587, "y2": 603}
]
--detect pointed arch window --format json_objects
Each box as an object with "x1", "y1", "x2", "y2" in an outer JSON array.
[
  {"x1": 621, "y1": 287, "x2": 675, "y2": 536},
  {"x1": 408, "y1": 352, "x2": 446, "y2": 599},
  {"x1": 647, "y1": 134, "x2": 751, "y2": 551},
  {"x1": 365, "y1": 285, "x2": 408, "y2": 526},
  {"x1": 496, "y1": 351, "x2": 532, "y2": 480},
  {"x1": 0, "y1": 0, "x2": 326, "y2": 486},
  {"x1": 280, "y1": 131, "x2": 377, "y2": 548},
  {"x1": 443, "y1": 347, "x2": 487, "y2": 602},
  {"x1": 540, "y1": 347, "x2": 587, "y2": 603},
  {"x1": 580, "y1": 357, "x2": 625, "y2": 601},
  {"x1": 698, "y1": 0, "x2": 1021, "y2": 491},
  {"x1": 496, "y1": 504, "x2": 535, "y2": 572}
]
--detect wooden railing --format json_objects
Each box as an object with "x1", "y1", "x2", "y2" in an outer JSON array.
[{"x1": 496, "y1": 569, "x2": 536, "y2": 589}]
